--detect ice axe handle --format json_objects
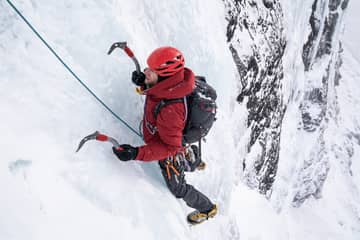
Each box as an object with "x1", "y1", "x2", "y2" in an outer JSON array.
[
  {"x1": 96, "y1": 133, "x2": 121, "y2": 148},
  {"x1": 131, "y1": 55, "x2": 141, "y2": 74},
  {"x1": 76, "y1": 131, "x2": 121, "y2": 153},
  {"x1": 123, "y1": 47, "x2": 134, "y2": 58},
  {"x1": 96, "y1": 134, "x2": 108, "y2": 141},
  {"x1": 94, "y1": 133, "x2": 120, "y2": 147}
]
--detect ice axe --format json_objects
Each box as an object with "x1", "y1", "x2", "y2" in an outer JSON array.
[
  {"x1": 107, "y1": 42, "x2": 141, "y2": 73},
  {"x1": 76, "y1": 131, "x2": 122, "y2": 153}
]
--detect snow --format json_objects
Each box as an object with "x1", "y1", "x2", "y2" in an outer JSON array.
[
  {"x1": 0, "y1": 0, "x2": 237, "y2": 239},
  {"x1": 273, "y1": 1, "x2": 360, "y2": 239},
  {"x1": 1, "y1": 0, "x2": 360, "y2": 239},
  {"x1": 344, "y1": 0, "x2": 360, "y2": 61}
]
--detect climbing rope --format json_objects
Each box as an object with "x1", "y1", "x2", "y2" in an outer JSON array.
[{"x1": 5, "y1": 0, "x2": 142, "y2": 139}]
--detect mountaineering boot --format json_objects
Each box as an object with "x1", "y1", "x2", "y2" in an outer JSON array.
[
  {"x1": 196, "y1": 161, "x2": 206, "y2": 171},
  {"x1": 187, "y1": 204, "x2": 218, "y2": 225}
]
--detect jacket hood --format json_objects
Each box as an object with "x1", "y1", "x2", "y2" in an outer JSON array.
[{"x1": 144, "y1": 68, "x2": 195, "y2": 99}]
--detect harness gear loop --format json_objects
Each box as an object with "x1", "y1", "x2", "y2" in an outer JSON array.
[{"x1": 164, "y1": 155, "x2": 182, "y2": 180}]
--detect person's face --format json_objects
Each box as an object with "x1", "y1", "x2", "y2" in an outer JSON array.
[{"x1": 144, "y1": 68, "x2": 158, "y2": 86}]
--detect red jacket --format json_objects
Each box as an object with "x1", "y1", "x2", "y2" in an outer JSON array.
[{"x1": 135, "y1": 68, "x2": 195, "y2": 161}]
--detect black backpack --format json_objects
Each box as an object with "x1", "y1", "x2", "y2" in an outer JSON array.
[{"x1": 154, "y1": 76, "x2": 217, "y2": 145}]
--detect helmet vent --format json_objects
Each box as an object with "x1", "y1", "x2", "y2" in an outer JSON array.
[{"x1": 147, "y1": 46, "x2": 185, "y2": 77}]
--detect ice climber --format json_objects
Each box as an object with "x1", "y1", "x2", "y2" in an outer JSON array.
[{"x1": 112, "y1": 46, "x2": 218, "y2": 225}]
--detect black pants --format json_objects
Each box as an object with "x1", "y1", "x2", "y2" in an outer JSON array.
[{"x1": 158, "y1": 159, "x2": 213, "y2": 213}]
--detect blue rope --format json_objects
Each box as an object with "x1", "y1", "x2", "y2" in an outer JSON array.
[{"x1": 5, "y1": 0, "x2": 142, "y2": 139}]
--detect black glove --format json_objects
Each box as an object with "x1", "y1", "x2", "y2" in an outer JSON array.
[
  {"x1": 131, "y1": 71, "x2": 146, "y2": 86},
  {"x1": 112, "y1": 144, "x2": 138, "y2": 161}
]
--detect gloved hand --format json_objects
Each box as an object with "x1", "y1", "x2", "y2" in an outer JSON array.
[
  {"x1": 112, "y1": 144, "x2": 138, "y2": 161},
  {"x1": 131, "y1": 71, "x2": 146, "y2": 86}
]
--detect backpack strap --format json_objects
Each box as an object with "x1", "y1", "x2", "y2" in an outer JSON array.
[
  {"x1": 153, "y1": 97, "x2": 187, "y2": 122},
  {"x1": 198, "y1": 139, "x2": 202, "y2": 162}
]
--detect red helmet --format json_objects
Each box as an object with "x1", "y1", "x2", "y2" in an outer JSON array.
[{"x1": 147, "y1": 46, "x2": 185, "y2": 77}]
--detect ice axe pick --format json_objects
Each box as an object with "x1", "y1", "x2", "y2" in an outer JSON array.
[{"x1": 107, "y1": 41, "x2": 141, "y2": 73}]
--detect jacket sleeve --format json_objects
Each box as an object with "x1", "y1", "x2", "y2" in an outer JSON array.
[{"x1": 135, "y1": 103, "x2": 186, "y2": 161}]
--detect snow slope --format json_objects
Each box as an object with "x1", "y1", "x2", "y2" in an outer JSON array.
[
  {"x1": 1, "y1": 0, "x2": 360, "y2": 239},
  {"x1": 0, "y1": 0, "x2": 239, "y2": 239}
]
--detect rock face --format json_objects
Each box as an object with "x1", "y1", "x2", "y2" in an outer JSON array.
[
  {"x1": 292, "y1": 0, "x2": 349, "y2": 207},
  {"x1": 223, "y1": 0, "x2": 349, "y2": 201},
  {"x1": 301, "y1": 0, "x2": 348, "y2": 132},
  {"x1": 223, "y1": 0, "x2": 286, "y2": 195}
]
